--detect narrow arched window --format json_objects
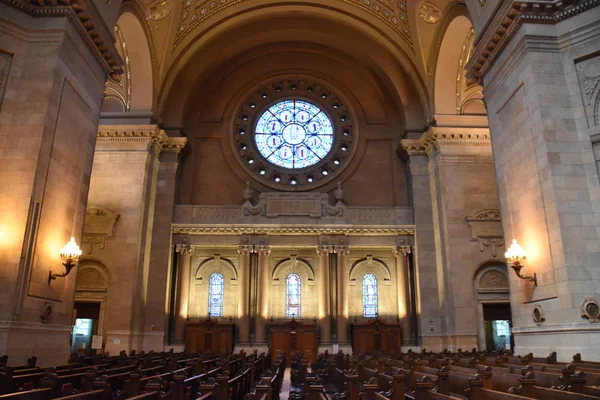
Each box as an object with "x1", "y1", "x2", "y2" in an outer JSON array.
[
  {"x1": 286, "y1": 273, "x2": 301, "y2": 318},
  {"x1": 208, "y1": 273, "x2": 224, "y2": 317},
  {"x1": 363, "y1": 274, "x2": 378, "y2": 318}
]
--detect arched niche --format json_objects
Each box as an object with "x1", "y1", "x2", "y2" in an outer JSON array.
[
  {"x1": 348, "y1": 257, "x2": 394, "y2": 321},
  {"x1": 270, "y1": 257, "x2": 316, "y2": 320},
  {"x1": 101, "y1": 10, "x2": 154, "y2": 114},
  {"x1": 473, "y1": 261, "x2": 511, "y2": 351},
  {"x1": 433, "y1": 14, "x2": 485, "y2": 116},
  {"x1": 191, "y1": 256, "x2": 238, "y2": 320}
]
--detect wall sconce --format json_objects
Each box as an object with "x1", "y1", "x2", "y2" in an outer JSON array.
[
  {"x1": 48, "y1": 237, "x2": 82, "y2": 284},
  {"x1": 505, "y1": 239, "x2": 537, "y2": 286}
]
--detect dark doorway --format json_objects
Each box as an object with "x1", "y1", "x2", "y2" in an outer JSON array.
[
  {"x1": 71, "y1": 301, "x2": 101, "y2": 355},
  {"x1": 483, "y1": 303, "x2": 513, "y2": 352}
]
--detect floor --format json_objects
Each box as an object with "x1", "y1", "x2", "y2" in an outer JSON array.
[{"x1": 280, "y1": 368, "x2": 291, "y2": 400}]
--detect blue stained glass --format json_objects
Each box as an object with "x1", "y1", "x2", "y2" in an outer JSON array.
[
  {"x1": 363, "y1": 274, "x2": 378, "y2": 318},
  {"x1": 255, "y1": 100, "x2": 334, "y2": 169},
  {"x1": 208, "y1": 273, "x2": 224, "y2": 317},
  {"x1": 285, "y1": 273, "x2": 301, "y2": 318}
]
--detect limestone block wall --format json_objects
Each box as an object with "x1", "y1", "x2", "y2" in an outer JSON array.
[
  {"x1": 0, "y1": 5, "x2": 107, "y2": 366},
  {"x1": 478, "y1": 9, "x2": 600, "y2": 359},
  {"x1": 81, "y1": 128, "x2": 164, "y2": 355}
]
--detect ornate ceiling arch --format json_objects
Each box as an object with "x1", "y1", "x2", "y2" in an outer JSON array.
[{"x1": 157, "y1": 4, "x2": 431, "y2": 130}]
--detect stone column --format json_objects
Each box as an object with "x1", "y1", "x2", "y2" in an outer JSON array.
[
  {"x1": 255, "y1": 246, "x2": 271, "y2": 347},
  {"x1": 394, "y1": 244, "x2": 412, "y2": 346},
  {"x1": 0, "y1": 0, "x2": 120, "y2": 365},
  {"x1": 467, "y1": 4, "x2": 600, "y2": 360},
  {"x1": 236, "y1": 248, "x2": 251, "y2": 348},
  {"x1": 398, "y1": 142, "x2": 442, "y2": 351},
  {"x1": 145, "y1": 138, "x2": 187, "y2": 351},
  {"x1": 317, "y1": 248, "x2": 331, "y2": 349},
  {"x1": 174, "y1": 247, "x2": 193, "y2": 344},
  {"x1": 336, "y1": 248, "x2": 350, "y2": 348}
]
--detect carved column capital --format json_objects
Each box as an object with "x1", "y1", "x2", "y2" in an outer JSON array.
[
  {"x1": 394, "y1": 245, "x2": 413, "y2": 257},
  {"x1": 173, "y1": 234, "x2": 193, "y2": 254}
]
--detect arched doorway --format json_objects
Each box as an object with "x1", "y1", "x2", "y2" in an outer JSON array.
[
  {"x1": 473, "y1": 262, "x2": 512, "y2": 352},
  {"x1": 72, "y1": 260, "x2": 110, "y2": 355}
]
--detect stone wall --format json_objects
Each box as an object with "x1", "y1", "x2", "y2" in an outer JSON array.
[
  {"x1": 0, "y1": 5, "x2": 107, "y2": 366},
  {"x1": 475, "y1": 8, "x2": 600, "y2": 360}
]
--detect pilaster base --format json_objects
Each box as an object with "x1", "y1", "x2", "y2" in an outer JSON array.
[
  {"x1": 0, "y1": 321, "x2": 72, "y2": 367},
  {"x1": 513, "y1": 324, "x2": 600, "y2": 362}
]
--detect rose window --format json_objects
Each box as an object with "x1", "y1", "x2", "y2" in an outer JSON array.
[
  {"x1": 234, "y1": 79, "x2": 357, "y2": 189},
  {"x1": 255, "y1": 100, "x2": 334, "y2": 169}
]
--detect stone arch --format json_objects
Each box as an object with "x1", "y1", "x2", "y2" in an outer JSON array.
[
  {"x1": 348, "y1": 257, "x2": 395, "y2": 320},
  {"x1": 270, "y1": 257, "x2": 317, "y2": 320},
  {"x1": 195, "y1": 256, "x2": 238, "y2": 280},
  {"x1": 433, "y1": 8, "x2": 485, "y2": 116},
  {"x1": 272, "y1": 258, "x2": 315, "y2": 281},
  {"x1": 191, "y1": 256, "x2": 238, "y2": 319},
  {"x1": 75, "y1": 259, "x2": 110, "y2": 292},
  {"x1": 349, "y1": 257, "x2": 391, "y2": 281},
  {"x1": 473, "y1": 261, "x2": 511, "y2": 351},
  {"x1": 101, "y1": 8, "x2": 154, "y2": 114},
  {"x1": 158, "y1": 2, "x2": 431, "y2": 131}
]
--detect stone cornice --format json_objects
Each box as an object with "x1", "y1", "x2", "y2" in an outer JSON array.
[
  {"x1": 400, "y1": 127, "x2": 491, "y2": 156},
  {"x1": 172, "y1": 224, "x2": 415, "y2": 236},
  {"x1": 0, "y1": 0, "x2": 123, "y2": 77},
  {"x1": 97, "y1": 125, "x2": 187, "y2": 154},
  {"x1": 466, "y1": 0, "x2": 600, "y2": 82}
]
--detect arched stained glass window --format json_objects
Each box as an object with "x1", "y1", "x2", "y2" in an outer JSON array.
[
  {"x1": 254, "y1": 100, "x2": 334, "y2": 169},
  {"x1": 285, "y1": 273, "x2": 301, "y2": 318},
  {"x1": 363, "y1": 274, "x2": 378, "y2": 318},
  {"x1": 208, "y1": 273, "x2": 224, "y2": 317}
]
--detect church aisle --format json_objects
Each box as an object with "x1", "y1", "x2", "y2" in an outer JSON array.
[{"x1": 279, "y1": 368, "x2": 291, "y2": 400}]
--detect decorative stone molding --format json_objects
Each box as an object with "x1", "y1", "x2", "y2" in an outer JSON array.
[
  {"x1": 75, "y1": 266, "x2": 108, "y2": 291},
  {"x1": 576, "y1": 54, "x2": 600, "y2": 127},
  {"x1": 400, "y1": 127, "x2": 492, "y2": 157},
  {"x1": 466, "y1": 0, "x2": 600, "y2": 82},
  {"x1": 40, "y1": 302, "x2": 53, "y2": 324},
  {"x1": 173, "y1": 234, "x2": 194, "y2": 254},
  {"x1": 237, "y1": 234, "x2": 270, "y2": 254},
  {"x1": 173, "y1": 225, "x2": 414, "y2": 236},
  {"x1": 175, "y1": 0, "x2": 411, "y2": 49},
  {"x1": 317, "y1": 234, "x2": 349, "y2": 255},
  {"x1": 0, "y1": 0, "x2": 123, "y2": 77},
  {"x1": 242, "y1": 186, "x2": 345, "y2": 218},
  {"x1": 82, "y1": 207, "x2": 119, "y2": 255},
  {"x1": 148, "y1": 0, "x2": 171, "y2": 21},
  {"x1": 580, "y1": 298, "x2": 600, "y2": 323},
  {"x1": 419, "y1": 2, "x2": 441, "y2": 24},
  {"x1": 97, "y1": 125, "x2": 187, "y2": 153},
  {"x1": 466, "y1": 209, "x2": 504, "y2": 258}
]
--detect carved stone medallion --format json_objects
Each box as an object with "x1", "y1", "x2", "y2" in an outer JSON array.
[
  {"x1": 580, "y1": 298, "x2": 600, "y2": 323},
  {"x1": 532, "y1": 304, "x2": 545, "y2": 325},
  {"x1": 479, "y1": 270, "x2": 509, "y2": 289}
]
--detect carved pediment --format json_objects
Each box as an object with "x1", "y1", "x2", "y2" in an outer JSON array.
[
  {"x1": 83, "y1": 207, "x2": 120, "y2": 236},
  {"x1": 466, "y1": 209, "x2": 504, "y2": 257}
]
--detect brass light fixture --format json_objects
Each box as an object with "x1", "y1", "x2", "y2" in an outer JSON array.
[
  {"x1": 48, "y1": 237, "x2": 82, "y2": 284},
  {"x1": 505, "y1": 239, "x2": 537, "y2": 286}
]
